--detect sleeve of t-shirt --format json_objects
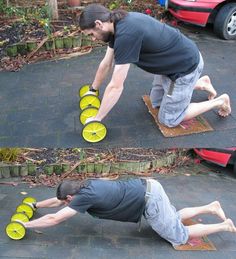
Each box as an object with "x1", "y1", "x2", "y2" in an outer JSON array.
[
  {"x1": 113, "y1": 34, "x2": 143, "y2": 65},
  {"x1": 68, "y1": 194, "x2": 92, "y2": 213}
]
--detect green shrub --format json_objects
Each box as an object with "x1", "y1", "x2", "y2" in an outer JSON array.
[{"x1": 0, "y1": 148, "x2": 22, "y2": 163}]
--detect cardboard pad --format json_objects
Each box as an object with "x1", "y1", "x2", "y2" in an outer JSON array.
[
  {"x1": 173, "y1": 219, "x2": 216, "y2": 251},
  {"x1": 142, "y1": 95, "x2": 214, "y2": 137}
]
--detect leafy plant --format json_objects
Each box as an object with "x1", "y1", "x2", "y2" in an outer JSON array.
[
  {"x1": 37, "y1": 4, "x2": 52, "y2": 37},
  {"x1": 0, "y1": 148, "x2": 22, "y2": 163},
  {"x1": 108, "y1": 0, "x2": 133, "y2": 10},
  {"x1": 0, "y1": 0, "x2": 4, "y2": 13},
  {"x1": 0, "y1": 2, "x2": 53, "y2": 36},
  {"x1": 79, "y1": 150, "x2": 86, "y2": 160},
  {"x1": 38, "y1": 4, "x2": 52, "y2": 20},
  {"x1": 94, "y1": 153, "x2": 101, "y2": 161},
  {"x1": 109, "y1": 1, "x2": 119, "y2": 10},
  {"x1": 72, "y1": 148, "x2": 82, "y2": 153},
  {"x1": 39, "y1": 18, "x2": 52, "y2": 36},
  {"x1": 72, "y1": 148, "x2": 87, "y2": 160},
  {"x1": 63, "y1": 25, "x2": 71, "y2": 35}
]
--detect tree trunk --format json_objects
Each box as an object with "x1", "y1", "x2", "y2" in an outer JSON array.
[{"x1": 48, "y1": 0, "x2": 59, "y2": 20}]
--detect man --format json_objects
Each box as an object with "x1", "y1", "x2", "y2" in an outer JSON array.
[
  {"x1": 79, "y1": 4, "x2": 231, "y2": 128},
  {"x1": 23, "y1": 178, "x2": 236, "y2": 247}
]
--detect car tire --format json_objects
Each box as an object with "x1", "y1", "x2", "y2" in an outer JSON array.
[
  {"x1": 214, "y1": 3, "x2": 236, "y2": 40},
  {"x1": 231, "y1": 151, "x2": 236, "y2": 176}
]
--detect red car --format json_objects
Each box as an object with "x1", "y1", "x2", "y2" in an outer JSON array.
[
  {"x1": 164, "y1": 0, "x2": 236, "y2": 40},
  {"x1": 194, "y1": 148, "x2": 236, "y2": 173}
]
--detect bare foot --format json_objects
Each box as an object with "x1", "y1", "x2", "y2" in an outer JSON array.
[
  {"x1": 209, "y1": 201, "x2": 227, "y2": 221},
  {"x1": 224, "y1": 219, "x2": 236, "y2": 232},
  {"x1": 195, "y1": 75, "x2": 217, "y2": 100},
  {"x1": 218, "y1": 94, "x2": 231, "y2": 117}
]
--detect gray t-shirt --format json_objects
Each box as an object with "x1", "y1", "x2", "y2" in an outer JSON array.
[
  {"x1": 109, "y1": 12, "x2": 200, "y2": 81},
  {"x1": 68, "y1": 179, "x2": 146, "y2": 223}
]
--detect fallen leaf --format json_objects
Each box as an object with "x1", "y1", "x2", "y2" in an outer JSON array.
[
  {"x1": 20, "y1": 191, "x2": 28, "y2": 195},
  {"x1": 34, "y1": 229, "x2": 43, "y2": 234}
]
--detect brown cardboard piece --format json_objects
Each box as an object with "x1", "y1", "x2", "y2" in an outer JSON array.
[
  {"x1": 174, "y1": 219, "x2": 216, "y2": 251},
  {"x1": 142, "y1": 95, "x2": 213, "y2": 137}
]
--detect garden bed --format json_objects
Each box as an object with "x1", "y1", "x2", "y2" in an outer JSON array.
[
  {"x1": 0, "y1": 0, "x2": 173, "y2": 71},
  {"x1": 0, "y1": 148, "x2": 192, "y2": 187}
]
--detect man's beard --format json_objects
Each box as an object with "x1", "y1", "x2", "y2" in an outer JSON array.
[{"x1": 98, "y1": 30, "x2": 113, "y2": 43}]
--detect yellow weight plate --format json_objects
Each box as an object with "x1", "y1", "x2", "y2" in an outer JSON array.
[
  {"x1": 22, "y1": 196, "x2": 37, "y2": 211},
  {"x1": 11, "y1": 212, "x2": 29, "y2": 223},
  {"x1": 80, "y1": 107, "x2": 99, "y2": 125},
  {"x1": 79, "y1": 95, "x2": 101, "y2": 110},
  {"x1": 6, "y1": 221, "x2": 26, "y2": 240},
  {"x1": 79, "y1": 84, "x2": 99, "y2": 98},
  {"x1": 22, "y1": 196, "x2": 36, "y2": 204},
  {"x1": 16, "y1": 203, "x2": 34, "y2": 219},
  {"x1": 79, "y1": 84, "x2": 90, "y2": 97},
  {"x1": 82, "y1": 121, "x2": 107, "y2": 143}
]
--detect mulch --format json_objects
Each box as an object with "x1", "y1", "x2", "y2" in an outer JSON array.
[{"x1": 16, "y1": 147, "x2": 175, "y2": 165}]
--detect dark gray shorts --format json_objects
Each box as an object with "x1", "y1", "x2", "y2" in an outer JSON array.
[
  {"x1": 150, "y1": 53, "x2": 204, "y2": 127},
  {"x1": 144, "y1": 179, "x2": 189, "y2": 246}
]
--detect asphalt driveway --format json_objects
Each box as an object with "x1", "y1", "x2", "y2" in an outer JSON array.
[{"x1": 0, "y1": 26, "x2": 235, "y2": 148}]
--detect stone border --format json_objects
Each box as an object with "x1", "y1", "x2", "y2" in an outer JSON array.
[
  {"x1": 0, "y1": 151, "x2": 181, "y2": 179},
  {"x1": 5, "y1": 34, "x2": 92, "y2": 57}
]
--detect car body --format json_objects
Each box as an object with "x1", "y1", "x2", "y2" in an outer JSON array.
[
  {"x1": 164, "y1": 0, "x2": 236, "y2": 39},
  {"x1": 194, "y1": 148, "x2": 236, "y2": 173}
]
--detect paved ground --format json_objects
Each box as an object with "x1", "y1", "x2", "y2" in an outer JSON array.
[
  {"x1": 1, "y1": 162, "x2": 236, "y2": 259},
  {"x1": 0, "y1": 26, "x2": 236, "y2": 148}
]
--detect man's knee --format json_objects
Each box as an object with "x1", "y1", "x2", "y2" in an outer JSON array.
[{"x1": 158, "y1": 113, "x2": 180, "y2": 128}]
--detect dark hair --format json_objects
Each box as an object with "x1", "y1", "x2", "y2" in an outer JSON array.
[
  {"x1": 78, "y1": 4, "x2": 128, "y2": 30},
  {"x1": 56, "y1": 180, "x2": 89, "y2": 200}
]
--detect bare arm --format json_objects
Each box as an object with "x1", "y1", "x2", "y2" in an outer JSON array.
[
  {"x1": 24, "y1": 207, "x2": 77, "y2": 229},
  {"x1": 35, "y1": 197, "x2": 65, "y2": 208},
  {"x1": 94, "y1": 63, "x2": 130, "y2": 121},
  {"x1": 91, "y1": 46, "x2": 114, "y2": 90}
]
